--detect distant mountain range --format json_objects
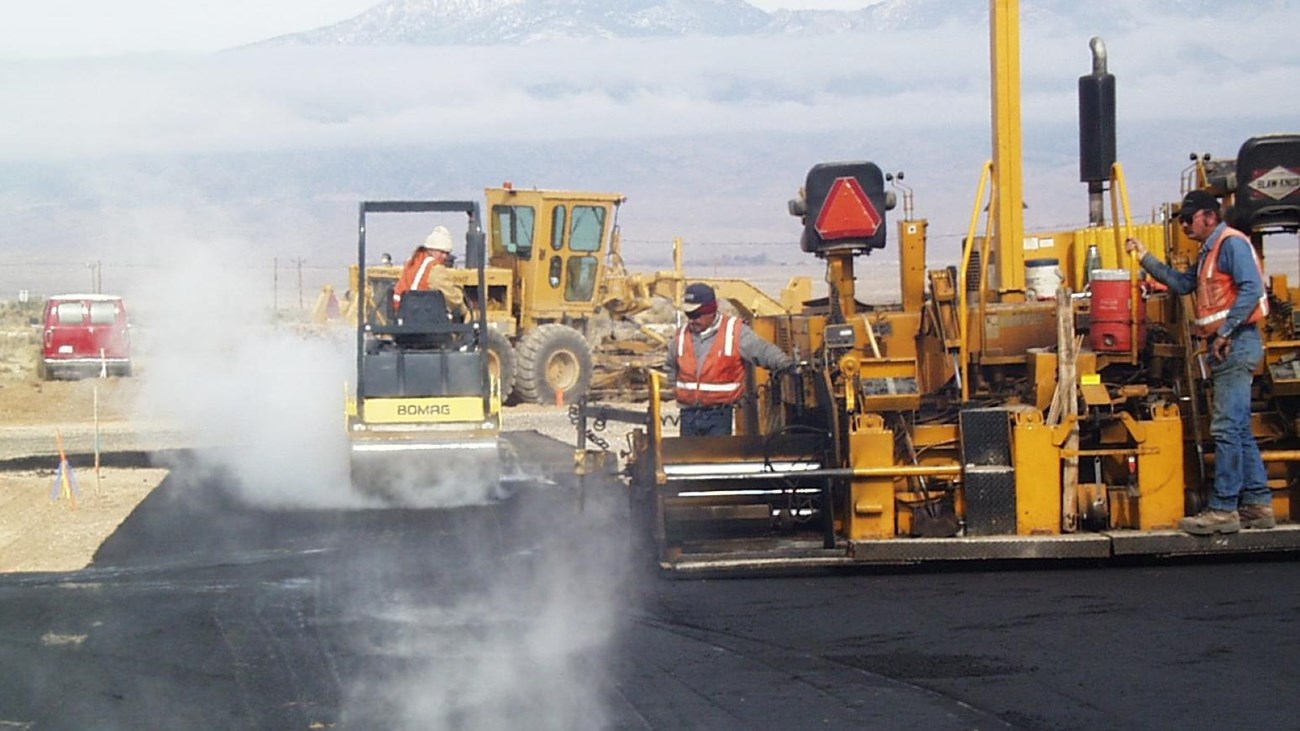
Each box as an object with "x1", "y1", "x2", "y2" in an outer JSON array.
[{"x1": 256, "y1": 0, "x2": 1268, "y2": 47}]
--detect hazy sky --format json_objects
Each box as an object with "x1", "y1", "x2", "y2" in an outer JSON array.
[{"x1": 2, "y1": 0, "x2": 868, "y2": 58}]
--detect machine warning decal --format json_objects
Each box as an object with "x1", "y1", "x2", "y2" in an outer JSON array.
[
  {"x1": 1248, "y1": 166, "x2": 1300, "y2": 201},
  {"x1": 815, "y1": 176, "x2": 882, "y2": 240}
]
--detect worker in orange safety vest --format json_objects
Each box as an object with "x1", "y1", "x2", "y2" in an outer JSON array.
[
  {"x1": 665, "y1": 283, "x2": 795, "y2": 436},
  {"x1": 392, "y1": 225, "x2": 467, "y2": 320},
  {"x1": 1126, "y1": 188, "x2": 1273, "y2": 536}
]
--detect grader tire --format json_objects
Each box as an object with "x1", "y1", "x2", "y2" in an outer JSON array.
[
  {"x1": 514, "y1": 323, "x2": 592, "y2": 405},
  {"x1": 484, "y1": 328, "x2": 517, "y2": 402}
]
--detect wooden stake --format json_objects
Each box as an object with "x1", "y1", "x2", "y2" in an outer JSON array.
[{"x1": 93, "y1": 386, "x2": 102, "y2": 494}]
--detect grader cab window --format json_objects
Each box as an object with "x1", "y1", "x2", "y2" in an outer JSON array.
[
  {"x1": 551, "y1": 201, "x2": 605, "y2": 299},
  {"x1": 491, "y1": 204, "x2": 535, "y2": 259},
  {"x1": 550, "y1": 206, "x2": 566, "y2": 251},
  {"x1": 565, "y1": 256, "x2": 598, "y2": 302},
  {"x1": 570, "y1": 205, "x2": 606, "y2": 252}
]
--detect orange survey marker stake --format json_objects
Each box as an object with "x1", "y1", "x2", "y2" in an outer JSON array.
[{"x1": 49, "y1": 429, "x2": 79, "y2": 510}]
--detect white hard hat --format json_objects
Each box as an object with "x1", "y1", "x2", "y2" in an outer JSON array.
[{"x1": 424, "y1": 225, "x2": 454, "y2": 253}]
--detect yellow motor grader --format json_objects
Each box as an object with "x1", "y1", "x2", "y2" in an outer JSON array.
[
  {"x1": 332, "y1": 185, "x2": 810, "y2": 405},
  {"x1": 622, "y1": 1, "x2": 1300, "y2": 572}
]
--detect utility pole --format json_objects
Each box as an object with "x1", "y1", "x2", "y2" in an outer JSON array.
[
  {"x1": 86, "y1": 260, "x2": 101, "y2": 293},
  {"x1": 293, "y1": 257, "x2": 306, "y2": 310},
  {"x1": 273, "y1": 257, "x2": 279, "y2": 312}
]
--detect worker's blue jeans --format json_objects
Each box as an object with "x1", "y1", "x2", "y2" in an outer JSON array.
[
  {"x1": 680, "y1": 405, "x2": 734, "y2": 437},
  {"x1": 1208, "y1": 326, "x2": 1271, "y2": 512}
]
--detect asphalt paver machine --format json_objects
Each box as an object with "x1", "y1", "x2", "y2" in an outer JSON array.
[{"x1": 623, "y1": 1, "x2": 1300, "y2": 572}]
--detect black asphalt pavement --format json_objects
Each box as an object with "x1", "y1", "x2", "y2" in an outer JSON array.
[{"x1": 1, "y1": 433, "x2": 1297, "y2": 730}]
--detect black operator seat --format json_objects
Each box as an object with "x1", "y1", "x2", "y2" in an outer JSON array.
[{"x1": 390, "y1": 290, "x2": 472, "y2": 350}]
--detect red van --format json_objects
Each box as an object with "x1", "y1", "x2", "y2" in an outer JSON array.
[{"x1": 39, "y1": 294, "x2": 132, "y2": 379}]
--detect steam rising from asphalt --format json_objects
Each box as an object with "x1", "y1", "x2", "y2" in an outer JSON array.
[
  {"x1": 115, "y1": 207, "x2": 635, "y2": 728},
  {"x1": 120, "y1": 206, "x2": 365, "y2": 508},
  {"x1": 339, "y1": 492, "x2": 630, "y2": 730},
  {"x1": 123, "y1": 213, "x2": 514, "y2": 510}
]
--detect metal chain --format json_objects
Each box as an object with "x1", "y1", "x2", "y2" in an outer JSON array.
[
  {"x1": 585, "y1": 430, "x2": 610, "y2": 452},
  {"x1": 568, "y1": 402, "x2": 620, "y2": 453}
]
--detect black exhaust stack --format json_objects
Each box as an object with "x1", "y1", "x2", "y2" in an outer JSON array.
[{"x1": 1079, "y1": 37, "x2": 1117, "y2": 227}]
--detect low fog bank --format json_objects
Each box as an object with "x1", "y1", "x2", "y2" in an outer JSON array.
[
  {"x1": 6, "y1": 10, "x2": 1297, "y2": 163},
  {"x1": 1, "y1": 104, "x2": 1291, "y2": 311},
  {"x1": 4, "y1": 112, "x2": 1288, "y2": 300},
  {"x1": 4, "y1": 9, "x2": 1297, "y2": 273}
]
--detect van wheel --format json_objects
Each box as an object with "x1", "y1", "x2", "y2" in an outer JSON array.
[
  {"x1": 484, "y1": 329, "x2": 516, "y2": 403},
  {"x1": 36, "y1": 359, "x2": 48, "y2": 381},
  {"x1": 514, "y1": 324, "x2": 592, "y2": 405}
]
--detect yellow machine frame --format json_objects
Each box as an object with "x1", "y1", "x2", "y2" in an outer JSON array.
[{"x1": 622, "y1": 0, "x2": 1300, "y2": 572}]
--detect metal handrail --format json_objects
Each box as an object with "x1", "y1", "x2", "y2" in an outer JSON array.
[{"x1": 958, "y1": 161, "x2": 994, "y2": 401}]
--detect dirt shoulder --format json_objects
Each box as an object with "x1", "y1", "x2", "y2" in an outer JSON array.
[
  {"x1": 0, "y1": 369, "x2": 168, "y2": 574},
  {"x1": 0, "y1": 466, "x2": 169, "y2": 572}
]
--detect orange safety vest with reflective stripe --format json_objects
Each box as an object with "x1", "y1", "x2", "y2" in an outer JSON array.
[
  {"x1": 673, "y1": 315, "x2": 746, "y2": 406},
  {"x1": 1193, "y1": 225, "x2": 1268, "y2": 337},
  {"x1": 393, "y1": 249, "x2": 437, "y2": 309},
  {"x1": 392, "y1": 250, "x2": 466, "y2": 317}
]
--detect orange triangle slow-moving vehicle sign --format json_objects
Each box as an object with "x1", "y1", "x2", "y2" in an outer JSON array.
[{"x1": 814, "y1": 176, "x2": 882, "y2": 240}]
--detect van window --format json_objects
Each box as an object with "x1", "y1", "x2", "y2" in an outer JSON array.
[
  {"x1": 55, "y1": 302, "x2": 83, "y2": 325},
  {"x1": 89, "y1": 302, "x2": 118, "y2": 325}
]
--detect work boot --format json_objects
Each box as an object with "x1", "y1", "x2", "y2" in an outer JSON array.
[
  {"x1": 1239, "y1": 503, "x2": 1277, "y2": 530},
  {"x1": 1179, "y1": 509, "x2": 1240, "y2": 536}
]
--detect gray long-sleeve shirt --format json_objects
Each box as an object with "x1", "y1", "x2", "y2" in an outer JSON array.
[
  {"x1": 665, "y1": 316, "x2": 794, "y2": 394},
  {"x1": 1139, "y1": 222, "x2": 1265, "y2": 339}
]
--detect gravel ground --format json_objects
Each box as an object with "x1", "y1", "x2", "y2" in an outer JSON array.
[{"x1": 505, "y1": 400, "x2": 677, "y2": 459}]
